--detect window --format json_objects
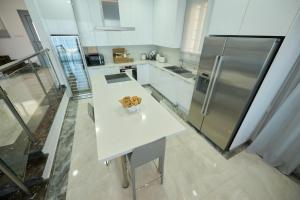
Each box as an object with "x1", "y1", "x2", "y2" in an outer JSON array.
[
  {"x1": 0, "y1": 17, "x2": 10, "y2": 38},
  {"x1": 181, "y1": 0, "x2": 208, "y2": 54}
]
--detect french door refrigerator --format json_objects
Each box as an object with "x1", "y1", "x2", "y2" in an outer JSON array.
[{"x1": 188, "y1": 36, "x2": 281, "y2": 151}]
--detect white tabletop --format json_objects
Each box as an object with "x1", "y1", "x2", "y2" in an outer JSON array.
[{"x1": 89, "y1": 70, "x2": 185, "y2": 162}]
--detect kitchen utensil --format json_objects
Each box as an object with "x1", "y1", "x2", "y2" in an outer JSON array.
[{"x1": 141, "y1": 53, "x2": 146, "y2": 60}]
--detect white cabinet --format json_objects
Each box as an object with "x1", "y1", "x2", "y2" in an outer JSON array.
[
  {"x1": 137, "y1": 64, "x2": 150, "y2": 85},
  {"x1": 149, "y1": 65, "x2": 176, "y2": 103},
  {"x1": 142, "y1": 64, "x2": 195, "y2": 113},
  {"x1": 74, "y1": 0, "x2": 153, "y2": 46},
  {"x1": 158, "y1": 68, "x2": 177, "y2": 104},
  {"x1": 153, "y1": 0, "x2": 186, "y2": 48},
  {"x1": 149, "y1": 65, "x2": 160, "y2": 90},
  {"x1": 73, "y1": 0, "x2": 108, "y2": 46},
  {"x1": 176, "y1": 79, "x2": 194, "y2": 112},
  {"x1": 208, "y1": 0, "x2": 300, "y2": 36},
  {"x1": 239, "y1": 0, "x2": 300, "y2": 36},
  {"x1": 114, "y1": 0, "x2": 153, "y2": 45},
  {"x1": 208, "y1": 0, "x2": 249, "y2": 35}
]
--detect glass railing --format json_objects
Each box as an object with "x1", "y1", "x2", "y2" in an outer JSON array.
[{"x1": 0, "y1": 49, "x2": 64, "y2": 196}]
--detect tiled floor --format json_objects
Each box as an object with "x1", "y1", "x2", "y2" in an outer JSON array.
[
  {"x1": 65, "y1": 98, "x2": 300, "y2": 200},
  {"x1": 46, "y1": 100, "x2": 78, "y2": 200}
]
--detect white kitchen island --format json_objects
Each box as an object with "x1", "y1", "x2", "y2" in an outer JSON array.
[{"x1": 88, "y1": 69, "x2": 185, "y2": 188}]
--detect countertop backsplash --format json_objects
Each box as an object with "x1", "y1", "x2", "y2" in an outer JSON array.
[
  {"x1": 83, "y1": 45, "x2": 156, "y2": 64},
  {"x1": 83, "y1": 45, "x2": 200, "y2": 71}
]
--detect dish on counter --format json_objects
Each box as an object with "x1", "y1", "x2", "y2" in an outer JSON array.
[{"x1": 119, "y1": 96, "x2": 142, "y2": 112}]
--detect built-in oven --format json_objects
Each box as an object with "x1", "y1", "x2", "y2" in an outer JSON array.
[{"x1": 120, "y1": 65, "x2": 137, "y2": 80}]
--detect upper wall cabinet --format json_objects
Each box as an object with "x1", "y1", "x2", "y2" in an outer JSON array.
[
  {"x1": 208, "y1": 0, "x2": 249, "y2": 35},
  {"x1": 72, "y1": 0, "x2": 108, "y2": 46},
  {"x1": 106, "y1": 0, "x2": 153, "y2": 46},
  {"x1": 208, "y1": 0, "x2": 300, "y2": 36},
  {"x1": 239, "y1": 0, "x2": 300, "y2": 36},
  {"x1": 73, "y1": 0, "x2": 153, "y2": 46},
  {"x1": 153, "y1": 0, "x2": 186, "y2": 48}
]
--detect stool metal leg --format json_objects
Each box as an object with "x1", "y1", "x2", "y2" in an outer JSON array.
[
  {"x1": 159, "y1": 156, "x2": 164, "y2": 184},
  {"x1": 120, "y1": 155, "x2": 129, "y2": 188},
  {"x1": 130, "y1": 165, "x2": 136, "y2": 200}
]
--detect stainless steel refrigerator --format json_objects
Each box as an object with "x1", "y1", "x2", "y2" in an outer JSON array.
[{"x1": 188, "y1": 36, "x2": 281, "y2": 151}]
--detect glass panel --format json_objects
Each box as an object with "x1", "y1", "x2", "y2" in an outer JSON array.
[
  {"x1": 36, "y1": 53, "x2": 58, "y2": 93},
  {"x1": 0, "y1": 64, "x2": 48, "y2": 134},
  {"x1": 0, "y1": 99, "x2": 30, "y2": 180},
  {"x1": 0, "y1": 17, "x2": 10, "y2": 38},
  {"x1": 0, "y1": 50, "x2": 64, "y2": 191},
  {"x1": 51, "y1": 35, "x2": 91, "y2": 96}
]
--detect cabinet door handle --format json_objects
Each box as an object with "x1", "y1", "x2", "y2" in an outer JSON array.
[{"x1": 201, "y1": 55, "x2": 220, "y2": 115}]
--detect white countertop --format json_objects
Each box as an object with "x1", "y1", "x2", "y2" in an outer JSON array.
[
  {"x1": 89, "y1": 70, "x2": 185, "y2": 162},
  {"x1": 88, "y1": 60, "x2": 197, "y2": 84}
]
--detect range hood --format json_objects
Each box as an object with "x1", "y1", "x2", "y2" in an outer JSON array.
[{"x1": 95, "y1": 0, "x2": 135, "y2": 32}]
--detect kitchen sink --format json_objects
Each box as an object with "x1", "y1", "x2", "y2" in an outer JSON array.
[
  {"x1": 105, "y1": 73, "x2": 131, "y2": 84},
  {"x1": 164, "y1": 66, "x2": 195, "y2": 79}
]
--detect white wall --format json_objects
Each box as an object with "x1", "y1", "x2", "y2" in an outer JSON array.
[
  {"x1": 0, "y1": 0, "x2": 35, "y2": 59},
  {"x1": 25, "y1": 0, "x2": 73, "y2": 95},
  {"x1": 230, "y1": 10, "x2": 300, "y2": 150},
  {"x1": 157, "y1": 46, "x2": 181, "y2": 65},
  {"x1": 34, "y1": 0, "x2": 77, "y2": 35}
]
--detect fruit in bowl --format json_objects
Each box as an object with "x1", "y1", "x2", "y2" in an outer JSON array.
[{"x1": 119, "y1": 96, "x2": 142, "y2": 112}]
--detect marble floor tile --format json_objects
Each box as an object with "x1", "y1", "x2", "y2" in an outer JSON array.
[
  {"x1": 46, "y1": 100, "x2": 78, "y2": 200},
  {"x1": 64, "y1": 98, "x2": 300, "y2": 200},
  {"x1": 203, "y1": 180, "x2": 254, "y2": 200}
]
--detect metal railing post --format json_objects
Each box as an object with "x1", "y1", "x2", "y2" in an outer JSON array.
[
  {"x1": 29, "y1": 60, "x2": 48, "y2": 97},
  {"x1": 0, "y1": 86, "x2": 35, "y2": 142},
  {"x1": 0, "y1": 158, "x2": 32, "y2": 195},
  {"x1": 45, "y1": 50, "x2": 61, "y2": 89}
]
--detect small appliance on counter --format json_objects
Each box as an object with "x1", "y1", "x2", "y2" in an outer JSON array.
[
  {"x1": 113, "y1": 48, "x2": 134, "y2": 63},
  {"x1": 85, "y1": 53, "x2": 105, "y2": 66},
  {"x1": 140, "y1": 53, "x2": 147, "y2": 60},
  {"x1": 158, "y1": 56, "x2": 166, "y2": 63}
]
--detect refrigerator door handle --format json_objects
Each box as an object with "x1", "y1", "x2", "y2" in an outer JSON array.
[
  {"x1": 201, "y1": 55, "x2": 221, "y2": 115},
  {"x1": 203, "y1": 56, "x2": 223, "y2": 116}
]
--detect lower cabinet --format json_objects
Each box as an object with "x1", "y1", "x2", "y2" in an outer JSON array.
[
  {"x1": 176, "y1": 79, "x2": 194, "y2": 112},
  {"x1": 147, "y1": 64, "x2": 194, "y2": 112},
  {"x1": 149, "y1": 65, "x2": 160, "y2": 90},
  {"x1": 157, "y1": 67, "x2": 177, "y2": 104},
  {"x1": 137, "y1": 64, "x2": 150, "y2": 85}
]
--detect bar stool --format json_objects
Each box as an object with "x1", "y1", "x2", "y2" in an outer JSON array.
[
  {"x1": 87, "y1": 103, "x2": 94, "y2": 122},
  {"x1": 127, "y1": 137, "x2": 166, "y2": 200}
]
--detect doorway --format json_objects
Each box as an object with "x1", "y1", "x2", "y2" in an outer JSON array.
[{"x1": 17, "y1": 10, "x2": 47, "y2": 66}]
